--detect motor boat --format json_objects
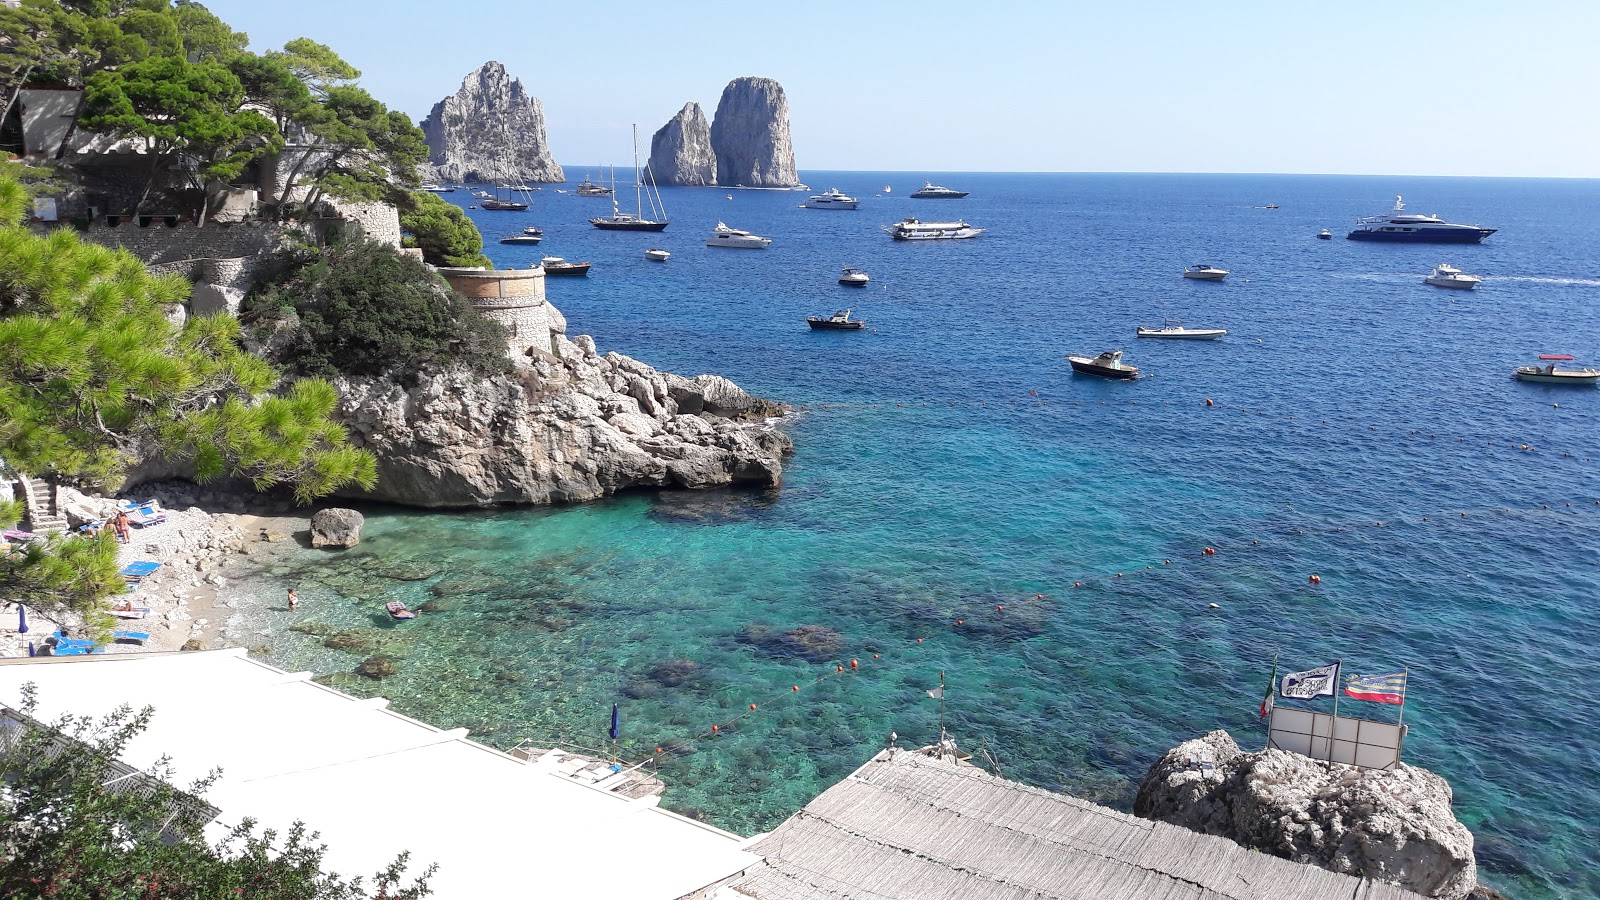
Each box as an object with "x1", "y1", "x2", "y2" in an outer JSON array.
[
  {"x1": 1318, "y1": 229, "x2": 1333, "y2": 239},
  {"x1": 386, "y1": 601, "x2": 417, "y2": 621},
  {"x1": 1347, "y1": 195, "x2": 1495, "y2": 243},
  {"x1": 807, "y1": 309, "x2": 866, "y2": 330},
  {"x1": 802, "y1": 188, "x2": 860, "y2": 210},
  {"x1": 909, "y1": 181, "x2": 969, "y2": 199},
  {"x1": 1514, "y1": 355, "x2": 1600, "y2": 385},
  {"x1": 645, "y1": 248, "x2": 670, "y2": 261},
  {"x1": 706, "y1": 222, "x2": 771, "y2": 248},
  {"x1": 1067, "y1": 349, "x2": 1139, "y2": 379},
  {"x1": 1135, "y1": 321, "x2": 1227, "y2": 340},
  {"x1": 498, "y1": 226, "x2": 544, "y2": 245},
  {"x1": 420, "y1": 184, "x2": 452, "y2": 193},
  {"x1": 838, "y1": 267, "x2": 870, "y2": 286},
  {"x1": 1424, "y1": 263, "x2": 1481, "y2": 290},
  {"x1": 882, "y1": 217, "x2": 984, "y2": 240},
  {"x1": 480, "y1": 198, "x2": 529, "y2": 211},
  {"x1": 541, "y1": 256, "x2": 591, "y2": 276},
  {"x1": 1183, "y1": 264, "x2": 1229, "y2": 280},
  {"x1": 575, "y1": 178, "x2": 612, "y2": 196}
]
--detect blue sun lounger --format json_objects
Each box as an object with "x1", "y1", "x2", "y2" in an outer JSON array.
[
  {"x1": 113, "y1": 630, "x2": 149, "y2": 645},
  {"x1": 49, "y1": 644, "x2": 106, "y2": 656},
  {"x1": 119, "y1": 499, "x2": 168, "y2": 527},
  {"x1": 121, "y1": 561, "x2": 162, "y2": 582}
]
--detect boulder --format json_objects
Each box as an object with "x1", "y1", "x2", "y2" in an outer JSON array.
[
  {"x1": 422, "y1": 61, "x2": 563, "y2": 183},
  {"x1": 1134, "y1": 730, "x2": 1478, "y2": 899},
  {"x1": 710, "y1": 77, "x2": 798, "y2": 187},
  {"x1": 648, "y1": 102, "x2": 717, "y2": 186},
  {"x1": 57, "y1": 486, "x2": 116, "y2": 528},
  {"x1": 310, "y1": 508, "x2": 365, "y2": 548}
]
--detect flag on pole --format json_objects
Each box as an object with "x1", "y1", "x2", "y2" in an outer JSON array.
[
  {"x1": 1279, "y1": 662, "x2": 1340, "y2": 699},
  {"x1": 926, "y1": 685, "x2": 944, "y2": 700},
  {"x1": 1259, "y1": 658, "x2": 1278, "y2": 719},
  {"x1": 1344, "y1": 671, "x2": 1407, "y2": 705}
]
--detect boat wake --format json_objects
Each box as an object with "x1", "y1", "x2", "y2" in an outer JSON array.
[{"x1": 1489, "y1": 275, "x2": 1600, "y2": 287}]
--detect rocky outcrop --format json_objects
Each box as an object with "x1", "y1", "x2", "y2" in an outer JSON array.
[
  {"x1": 1135, "y1": 730, "x2": 1477, "y2": 900},
  {"x1": 422, "y1": 62, "x2": 563, "y2": 184},
  {"x1": 648, "y1": 102, "x2": 716, "y2": 186},
  {"x1": 310, "y1": 508, "x2": 364, "y2": 548},
  {"x1": 709, "y1": 77, "x2": 797, "y2": 187},
  {"x1": 332, "y1": 335, "x2": 791, "y2": 508}
]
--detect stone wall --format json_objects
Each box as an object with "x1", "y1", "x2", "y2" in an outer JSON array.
[{"x1": 436, "y1": 267, "x2": 563, "y2": 363}]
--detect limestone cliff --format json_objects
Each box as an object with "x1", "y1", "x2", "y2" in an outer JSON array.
[
  {"x1": 332, "y1": 335, "x2": 791, "y2": 508},
  {"x1": 1135, "y1": 730, "x2": 1478, "y2": 900},
  {"x1": 648, "y1": 102, "x2": 716, "y2": 186},
  {"x1": 710, "y1": 77, "x2": 797, "y2": 187},
  {"x1": 422, "y1": 62, "x2": 563, "y2": 183}
]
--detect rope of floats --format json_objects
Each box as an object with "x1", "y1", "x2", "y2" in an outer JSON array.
[{"x1": 608, "y1": 496, "x2": 1600, "y2": 769}]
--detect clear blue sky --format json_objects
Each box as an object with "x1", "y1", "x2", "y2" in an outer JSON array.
[{"x1": 204, "y1": 0, "x2": 1600, "y2": 177}]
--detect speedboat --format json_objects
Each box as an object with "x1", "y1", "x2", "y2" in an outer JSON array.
[
  {"x1": 498, "y1": 226, "x2": 544, "y2": 245},
  {"x1": 706, "y1": 222, "x2": 771, "y2": 248},
  {"x1": 420, "y1": 184, "x2": 452, "y2": 193},
  {"x1": 1514, "y1": 355, "x2": 1600, "y2": 385},
  {"x1": 541, "y1": 256, "x2": 591, "y2": 276},
  {"x1": 909, "y1": 181, "x2": 969, "y2": 199},
  {"x1": 645, "y1": 248, "x2": 670, "y2": 261},
  {"x1": 1424, "y1": 263, "x2": 1481, "y2": 290},
  {"x1": 1135, "y1": 320, "x2": 1227, "y2": 340},
  {"x1": 838, "y1": 267, "x2": 870, "y2": 286},
  {"x1": 1183, "y1": 264, "x2": 1229, "y2": 280},
  {"x1": 802, "y1": 188, "x2": 860, "y2": 210},
  {"x1": 882, "y1": 217, "x2": 984, "y2": 240},
  {"x1": 1318, "y1": 229, "x2": 1333, "y2": 239},
  {"x1": 1067, "y1": 349, "x2": 1139, "y2": 379},
  {"x1": 807, "y1": 309, "x2": 865, "y2": 330},
  {"x1": 386, "y1": 601, "x2": 416, "y2": 621},
  {"x1": 1347, "y1": 195, "x2": 1495, "y2": 243}
]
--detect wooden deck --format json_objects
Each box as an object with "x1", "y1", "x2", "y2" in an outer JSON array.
[{"x1": 714, "y1": 747, "x2": 1423, "y2": 900}]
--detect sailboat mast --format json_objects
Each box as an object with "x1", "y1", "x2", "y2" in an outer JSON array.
[{"x1": 633, "y1": 124, "x2": 644, "y2": 219}]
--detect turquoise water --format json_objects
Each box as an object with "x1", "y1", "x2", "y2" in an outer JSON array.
[{"x1": 239, "y1": 173, "x2": 1600, "y2": 897}]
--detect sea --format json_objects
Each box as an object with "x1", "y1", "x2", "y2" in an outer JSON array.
[{"x1": 230, "y1": 172, "x2": 1600, "y2": 898}]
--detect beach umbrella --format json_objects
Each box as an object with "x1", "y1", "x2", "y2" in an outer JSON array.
[
  {"x1": 27, "y1": 641, "x2": 35, "y2": 657},
  {"x1": 608, "y1": 703, "x2": 620, "y2": 742},
  {"x1": 17, "y1": 605, "x2": 26, "y2": 635}
]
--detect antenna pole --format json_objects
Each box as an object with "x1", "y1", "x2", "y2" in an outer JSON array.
[{"x1": 938, "y1": 670, "x2": 946, "y2": 746}]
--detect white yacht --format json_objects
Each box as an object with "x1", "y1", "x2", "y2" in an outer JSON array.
[
  {"x1": 882, "y1": 217, "x2": 984, "y2": 240},
  {"x1": 1135, "y1": 320, "x2": 1227, "y2": 340},
  {"x1": 838, "y1": 267, "x2": 870, "y2": 286},
  {"x1": 644, "y1": 248, "x2": 670, "y2": 261},
  {"x1": 802, "y1": 188, "x2": 860, "y2": 210},
  {"x1": 706, "y1": 222, "x2": 772, "y2": 249},
  {"x1": 1423, "y1": 263, "x2": 1481, "y2": 290},
  {"x1": 909, "y1": 181, "x2": 969, "y2": 199},
  {"x1": 1182, "y1": 264, "x2": 1229, "y2": 281}
]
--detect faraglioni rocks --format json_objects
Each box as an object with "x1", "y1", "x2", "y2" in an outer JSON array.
[
  {"x1": 422, "y1": 61, "x2": 563, "y2": 184},
  {"x1": 1134, "y1": 730, "x2": 1479, "y2": 900},
  {"x1": 648, "y1": 102, "x2": 717, "y2": 186},
  {"x1": 709, "y1": 76, "x2": 797, "y2": 187},
  {"x1": 332, "y1": 335, "x2": 791, "y2": 508}
]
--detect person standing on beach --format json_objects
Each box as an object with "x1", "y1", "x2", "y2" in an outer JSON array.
[
  {"x1": 111, "y1": 510, "x2": 130, "y2": 544},
  {"x1": 287, "y1": 588, "x2": 298, "y2": 611}
]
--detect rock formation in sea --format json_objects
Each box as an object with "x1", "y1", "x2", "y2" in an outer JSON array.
[
  {"x1": 331, "y1": 334, "x2": 791, "y2": 508},
  {"x1": 421, "y1": 61, "x2": 563, "y2": 184},
  {"x1": 709, "y1": 77, "x2": 798, "y2": 188},
  {"x1": 1134, "y1": 730, "x2": 1478, "y2": 900},
  {"x1": 647, "y1": 102, "x2": 717, "y2": 186}
]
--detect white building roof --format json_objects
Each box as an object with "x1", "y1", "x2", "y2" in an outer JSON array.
[{"x1": 0, "y1": 650, "x2": 760, "y2": 898}]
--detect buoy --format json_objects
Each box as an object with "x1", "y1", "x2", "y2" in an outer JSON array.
[
  {"x1": 956, "y1": 619, "x2": 964, "y2": 626},
  {"x1": 1205, "y1": 398, "x2": 1214, "y2": 407},
  {"x1": 1309, "y1": 574, "x2": 1321, "y2": 584},
  {"x1": 850, "y1": 659, "x2": 859, "y2": 668},
  {"x1": 749, "y1": 703, "x2": 757, "y2": 710},
  {"x1": 1208, "y1": 602, "x2": 1220, "y2": 609},
  {"x1": 1115, "y1": 572, "x2": 1123, "y2": 578},
  {"x1": 996, "y1": 605, "x2": 1004, "y2": 612},
  {"x1": 1164, "y1": 559, "x2": 1171, "y2": 565},
  {"x1": 836, "y1": 665, "x2": 844, "y2": 672},
  {"x1": 712, "y1": 724, "x2": 719, "y2": 732},
  {"x1": 917, "y1": 638, "x2": 923, "y2": 643},
  {"x1": 1035, "y1": 593, "x2": 1044, "y2": 600},
  {"x1": 792, "y1": 685, "x2": 799, "y2": 691},
  {"x1": 656, "y1": 747, "x2": 663, "y2": 753},
  {"x1": 1073, "y1": 582, "x2": 1082, "y2": 588}
]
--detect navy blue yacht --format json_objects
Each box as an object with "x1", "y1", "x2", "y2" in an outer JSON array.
[{"x1": 1347, "y1": 196, "x2": 1495, "y2": 243}]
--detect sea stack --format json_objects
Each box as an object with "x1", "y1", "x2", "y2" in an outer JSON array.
[
  {"x1": 648, "y1": 102, "x2": 717, "y2": 186},
  {"x1": 709, "y1": 76, "x2": 798, "y2": 188},
  {"x1": 422, "y1": 61, "x2": 563, "y2": 184}
]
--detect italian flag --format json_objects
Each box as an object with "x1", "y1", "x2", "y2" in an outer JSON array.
[{"x1": 1259, "y1": 658, "x2": 1277, "y2": 719}]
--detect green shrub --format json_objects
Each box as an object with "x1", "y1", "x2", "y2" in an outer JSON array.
[{"x1": 398, "y1": 190, "x2": 492, "y2": 268}]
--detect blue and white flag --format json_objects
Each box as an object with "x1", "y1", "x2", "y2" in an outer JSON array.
[{"x1": 1280, "y1": 662, "x2": 1340, "y2": 700}]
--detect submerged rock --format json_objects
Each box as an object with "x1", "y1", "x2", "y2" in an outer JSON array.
[
  {"x1": 422, "y1": 61, "x2": 563, "y2": 184},
  {"x1": 710, "y1": 76, "x2": 797, "y2": 187},
  {"x1": 356, "y1": 656, "x2": 398, "y2": 679},
  {"x1": 1134, "y1": 730, "x2": 1478, "y2": 899},
  {"x1": 738, "y1": 624, "x2": 844, "y2": 662},
  {"x1": 649, "y1": 102, "x2": 716, "y2": 186},
  {"x1": 322, "y1": 630, "x2": 379, "y2": 653},
  {"x1": 310, "y1": 508, "x2": 364, "y2": 548}
]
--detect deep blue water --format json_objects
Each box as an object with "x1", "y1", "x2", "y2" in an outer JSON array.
[{"x1": 248, "y1": 173, "x2": 1599, "y2": 897}]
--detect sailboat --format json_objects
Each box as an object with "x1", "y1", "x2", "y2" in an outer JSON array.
[{"x1": 590, "y1": 125, "x2": 668, "y2": 232}]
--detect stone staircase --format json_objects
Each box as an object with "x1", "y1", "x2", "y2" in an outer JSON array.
[{"x1": 20, "y1": 475, "x2": 67, "y2": 535}]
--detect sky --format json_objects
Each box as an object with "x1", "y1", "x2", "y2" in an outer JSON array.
[{"x1": 202, "y1": 0, "x2": 1600, "y2": 178}]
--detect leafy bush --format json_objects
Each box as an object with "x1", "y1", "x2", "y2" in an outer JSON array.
[
  {"x1": 398, "y1": 190, "x2": 492, "y2": 268},
  {"x1": 247, "y1": 237, "x2": 508, "y2": 381}
]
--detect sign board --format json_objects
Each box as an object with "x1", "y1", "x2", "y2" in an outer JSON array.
[
  {"x1": 1267, "y1": 707, "x2": 1405, "y2": 770},
  {"x1": 32, "y1": 197, "x2": 57, "y2": 222}
]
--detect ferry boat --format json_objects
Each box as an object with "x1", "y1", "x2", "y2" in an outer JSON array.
[
  {"x1": 1514, "y1": 355, "x2": 1600, "y2": 385},
  {"x1": 1423, "y1": 263, "x2": 1482, "y2": 290},
  {"x1": 1182, "y1": 264, "x2": 1229, "y2": 281},
  {"x1": 1067, "y1": 349, "x2": 1139, "y2": 379},
  {"x1": 882, "y1": 217, "x2": 984, "y2": 240},
  {"x1": 1135, "y1": 321, "x2": 1227, "y2": 340},
  {"x1": 802, "y1": 188, "x2": 860, "y2": 210},
  {"x1": 498, "y1": 226, "x2": 544, "y2": 245},
  {"x1": 1347, "y1": 196, "x2": 1495, "y2": 243},
  {"x1": 807, "y1": 308, "x2": 866, "y2": 330},
  {"x1": 909, "y1": 181, "x2": 969, "y2": 199},
  {"x1": 838, "y1": 267, "x2": 870, "y2": 286},
  {"x1": 706, "y1": 222, "x2": 771, "y2": 248}
]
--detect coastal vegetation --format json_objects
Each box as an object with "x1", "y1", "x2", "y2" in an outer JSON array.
[
  {"x1": 0, "y1": 685, "x2": 434, "y2": 898},
  {"x1": 397, "y1": 189, "x2": 493, "y2": 268}
]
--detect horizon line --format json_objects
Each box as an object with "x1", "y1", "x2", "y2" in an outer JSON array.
[{"x1": 548, "y1": 166, "x2": 1600, "y2": 182}]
